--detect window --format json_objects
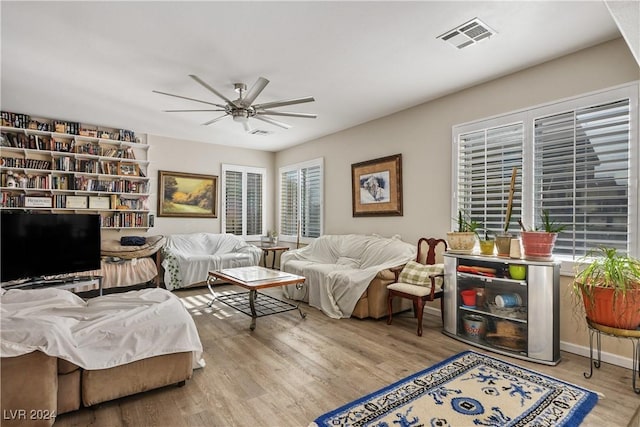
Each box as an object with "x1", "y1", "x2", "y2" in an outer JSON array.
[
  {"x1": 456, "y1": 122, "x2": 524, "y2": 234},
  {"x1": 453, "y1": 83, "x2": 639, "y2": 264},
  {"x1": 221, "y1": 164, "x2": 265, "y2": 239},
  {"x1": 279, "y1": 158, "x2": 323, "y2": 243},
  {"x1": 534, "y1": 100, "x2": 631, "y2": 256}
]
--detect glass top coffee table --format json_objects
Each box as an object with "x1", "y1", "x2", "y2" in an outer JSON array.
[{"x1": 207, "y1": 266, "x2": 306, "y2": 330}]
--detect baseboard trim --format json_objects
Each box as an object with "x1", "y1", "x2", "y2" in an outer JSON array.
[
  {"x1": 427, "y1": 307, "x2": 635, "y2": 370},
  {"x1": 560, "y1": 340, "x2": 634, "y2": 370}
]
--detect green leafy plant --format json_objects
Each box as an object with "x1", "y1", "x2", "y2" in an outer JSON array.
[
  {"x1": 572, "y1": 246, "x2": 640, "y2": 329},
  {"x1": 538, "y1": 209, "x2": 566, "y2": 233},
  {"x1": 455, "y1": 211, "x2": 481, "y2": 234},
  {"x1": 520, "y1": 209, "x2": 566, "y2": 233},
  {"x1": 574, "y1": 247, "x2": 640, "y2": 293}
]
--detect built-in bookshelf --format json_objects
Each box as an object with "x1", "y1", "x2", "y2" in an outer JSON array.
[{"x1": 0, "y1": 112, "x2": 151, "y2": 230}]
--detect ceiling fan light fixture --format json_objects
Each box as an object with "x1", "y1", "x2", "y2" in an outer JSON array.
[
  {"x1": 154, "y1": 75, "x2": 316, "y2": 133},
  {"x1": 232, "y1": 110, "x2": 250, "y2": 122}
]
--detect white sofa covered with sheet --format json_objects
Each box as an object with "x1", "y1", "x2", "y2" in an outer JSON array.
[
  {"x1": 161, "y1": 232, "x2": 262, "y2": 290},
  {"x1": 282, "y1": 234, "x2": 415, "y2": 319}
]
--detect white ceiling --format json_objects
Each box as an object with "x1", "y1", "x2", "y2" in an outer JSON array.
[{"x1": 0, "y1": 1, "x2": 625, "y2": 152}]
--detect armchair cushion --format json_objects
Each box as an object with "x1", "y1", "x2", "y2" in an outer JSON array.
[
  {"x1": 397, "y1": 261, "x2": 444, "y2": 287},
  {"x1": 387, "y1": 282, "x2": 436, "y2": 297}
]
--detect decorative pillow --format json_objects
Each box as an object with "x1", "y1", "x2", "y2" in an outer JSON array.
[{"x1": 397, "y1": 261, "x2": 444, "y2": 287}]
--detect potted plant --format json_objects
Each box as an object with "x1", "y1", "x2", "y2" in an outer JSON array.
[
  {"x1": 520, "y1": 209, "x2": 565, "y2": 260},
  {"x1": 573, "y1": 247, "x2": 640, "y2": 330},
  {"x1": 446, "y1": 211, "x2": 481, "y2": 254},
  {"x1": 267, "y1": 230, "x2": 278, "y2": 245},
  {"x1": 495, "y1": 210, "x2": 514, "y2": 257},
  {"x1": 478, "y1": 229, "x2": 495, "y2": 256}
]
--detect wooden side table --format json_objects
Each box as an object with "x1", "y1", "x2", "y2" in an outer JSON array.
[
  {"x1": 257, "y1": 245, "x2": 289, "y2": 269},
  {"x1": 584, "y1": 318, "x2": 640, "y2": 393}
]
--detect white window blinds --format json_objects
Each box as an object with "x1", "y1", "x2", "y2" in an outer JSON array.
[
  {"x1": 279, "y1": 158, "x2": 323, "y2": 242},
  {"x1": 534, "y1": 99, "x2": 631, "y2": 256},
  {"x1": 453, "y1": 83, "x2": 638, "y2": 261},
  {"x1": 457, "y1": 123, "x2": 524, "y2": 234},
  {"x1": 301, "y1": 165, "x2": 322, "y2": 238},
  {"x1": 280, "y1": 169, "x2": 298, "y2": 236},
  {"x1": 224, "y1": 169, "x2": 243, "y2": 235},
  {"x1": 246, "y1": 172, "x2": 263, "y2": 236},
  {"x1": 222, "y1": 164, "x2": 265, "y2": 239}
]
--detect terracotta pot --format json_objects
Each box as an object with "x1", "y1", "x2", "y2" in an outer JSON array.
[
  {"x1": 446, "y1": 232, "x2": 476, "y2": 254},
  {"x1": 581, "y1": 286, "x2": 640, "y2": 330},
  {"x1": 521, "y1": 231, "x2": 557, "y2": 260}
]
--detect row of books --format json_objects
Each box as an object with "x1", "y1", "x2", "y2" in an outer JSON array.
[
  {"x1": 0, "y1": 191, "x2": 26, "y2": 207},
  {"x1": 1, "y1": 111, "x2": 137, "y2": 143},
  {"x1": 2, "y1": 157, "x2": 140, "y2": 177},
  {"x1": 2, "y1": 132, "x2": 140, "y2": 159},
  {"x1": 2, "y1": 133, "x2": 73, "y2": 152},
  {"x1": 72, "y1": 177, "x2": 148, "y2": 193},
  {"x1": 102, "y1": 147, "x2": 136, "y2": 159},
  {"x1": 0, "y1": 172, "x2": 49, "y2": 189},
  {"x1": 1, "y1": 112, "x2": 32, "y2": 129},
  {"x1": 0, "y1": 173, "x2": 148, "y2": 192},
  {"x1": 100, "y1": 212, "x2": 148, "y2": 228},
  {"x1": 115, "y1": 197, "x2": 147, "y2": 210},
  {"x1": 1, "y1": 156, "x2": 51, "y2": 170}
]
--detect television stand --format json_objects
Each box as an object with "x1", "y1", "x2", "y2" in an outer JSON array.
[{"x1": 2, "y1": 276, "x2": 103, "y2": 296}]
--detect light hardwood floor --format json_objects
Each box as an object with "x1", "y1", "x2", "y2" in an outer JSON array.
[{"x1": 56, "y1": 285, "x2": 640, "y2": 427}]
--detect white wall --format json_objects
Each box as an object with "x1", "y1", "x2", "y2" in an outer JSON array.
[
  {"x1": 102, "y1": 134, "x2": 275, "y2": 240},
  {"x1": 277, "y1": 38, "x2": 639, "y2": 245},
  {"x1": 276, "y1": 38, "x2": 640, "y2": 365}
]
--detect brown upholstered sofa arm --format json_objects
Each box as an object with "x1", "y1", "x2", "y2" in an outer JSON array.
[
  {"x1": 351, "y1": 266, "x2": 411, "y2": 320},
  {"x1": 1, "y1": 351, "x2": 193, "y2": 424},
  {"x1": 1, "y1": 351, "x2": 58, "y2": 427}
]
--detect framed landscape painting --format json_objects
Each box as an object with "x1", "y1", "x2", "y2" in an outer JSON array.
[
  {"x1": 158, "y1": 170, "x2": 217, "y2": 218},
  {"x1": 351, "y1": 153, "x2": 403, "y2": 217}
]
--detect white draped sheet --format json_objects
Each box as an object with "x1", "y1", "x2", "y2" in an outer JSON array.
[
  {"x1": 0, "y1": 287, "x2": 204, "y2": 370},
  {"x1": 281, "y1": 234, "x2": 416, "y2": 319},
  {"x1": 162, "y1": 233, "x2": 262, "y2": 290}
]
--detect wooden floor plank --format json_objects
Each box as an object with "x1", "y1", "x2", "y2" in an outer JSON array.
[{"x1": 54, "y1": 285, "x2": 640, "y2": 426}]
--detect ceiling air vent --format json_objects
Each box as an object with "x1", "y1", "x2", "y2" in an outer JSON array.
[
  {"x1": 437, "y1": 18, "x2": 496, "y2": 49},
  {"x1": 249, "y1": 129, "x2": 272, "y2": 136}
]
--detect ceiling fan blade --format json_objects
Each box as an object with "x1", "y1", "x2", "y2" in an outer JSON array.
[
  {"x1": 256, "y1": 110, "x2": 317, "y2": 119},
  {"x1": 189, "y1": 74, "x2": 237, "y2": 106},
  {"x1": 164, "y1": 109, "x2": 227, "y2": 112},
  {"x1": 253, "y1": 115, "x2": 291, "y2": 129},
  {"x1": 242, "y1": 121, "x2": 251, "y2": 132},
  {"x1": 152, "y1": 90, "x2": 226, "y2": 108},
  {"x1": 253, "y1": 96, "x2": 315, "y2": 110},
  {"x1": 240, "y1": 77, "x2": 269, "y2": 108},
  {"x1": 202, "y1": 113, "x2": 230, "y2": 126}
]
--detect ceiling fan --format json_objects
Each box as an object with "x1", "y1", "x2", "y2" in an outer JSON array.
[{"x1": 153, "y1": 75, "x2": 317, "y2": 132}]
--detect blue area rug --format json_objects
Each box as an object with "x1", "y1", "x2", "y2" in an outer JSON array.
[{"x1": 312, "y1": 350, "x2": 598, "y2": 427}]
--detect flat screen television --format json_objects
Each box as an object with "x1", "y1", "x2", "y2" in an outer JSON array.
[{"x1": 1, "y1": 212, "x2": 101, "y2": 283}]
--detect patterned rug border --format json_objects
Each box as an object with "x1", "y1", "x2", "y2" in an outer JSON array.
[{"x1": 313, "y1": 350, "x2": 598, "y2": 427}]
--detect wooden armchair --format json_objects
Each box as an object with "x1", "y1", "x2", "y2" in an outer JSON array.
[{"x1": 386, "y1": 237, "x2": 448, "y2": 336}]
